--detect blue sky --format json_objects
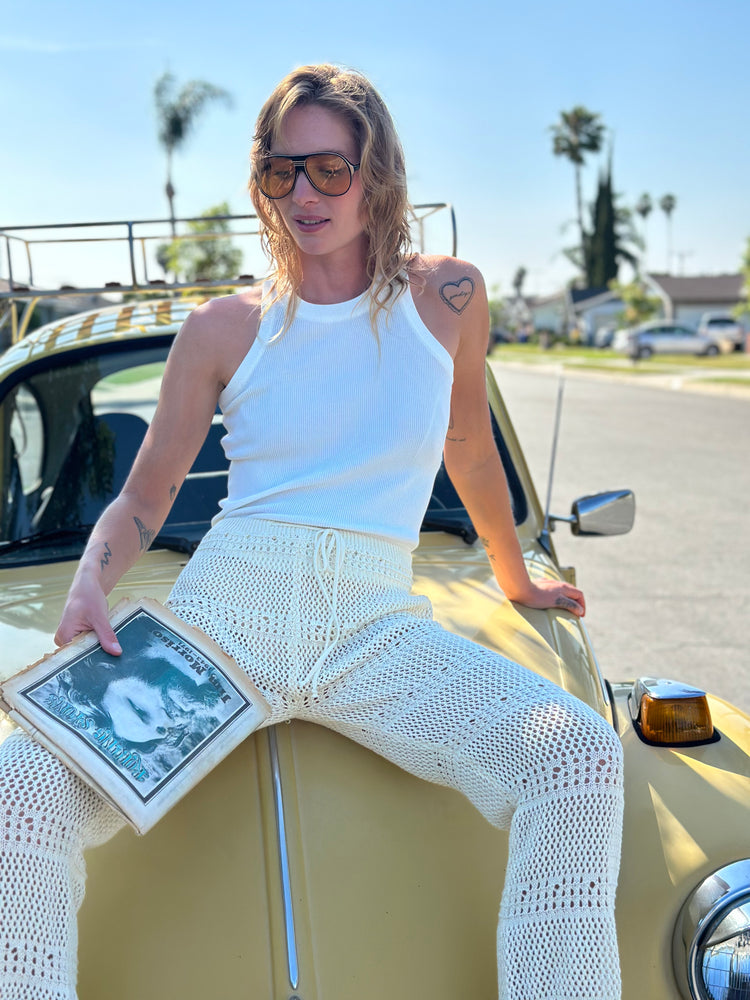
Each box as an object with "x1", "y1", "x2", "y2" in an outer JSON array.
[{"x1": 2, "y1": 0, "x2": 748, "y2": 297}]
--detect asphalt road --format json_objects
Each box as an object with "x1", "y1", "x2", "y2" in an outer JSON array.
[{"x1": 491, "y1": 362, "x2": 750, "y2": 715}]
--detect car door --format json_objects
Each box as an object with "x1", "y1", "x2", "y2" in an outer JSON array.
[
  {"x1": 648, "y1": 325, "x2": 673, "y2": 353},
  {"x1": 671, "y1": 324, "x2": 702, "y2": 353}
]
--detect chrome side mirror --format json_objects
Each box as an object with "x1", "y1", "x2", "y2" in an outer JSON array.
[
  {"x1": 571, "y1": 489, "x2": 635, "y2": 536},
  {"x1": 551, "y1": 489, "x2": 635, "y2": 536}
]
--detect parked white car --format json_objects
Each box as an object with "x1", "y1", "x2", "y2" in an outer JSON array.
[{"x1": 697, "y1": 311, "x2": 745, "y2": 351}]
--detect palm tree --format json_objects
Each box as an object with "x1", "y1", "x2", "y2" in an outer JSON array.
[
  {"x1": 659, "y1": 194, "x2": 677, "y2": 273},
  {"x1": 154, "y1": 73, "x2": 233, "y2": 236},
  {"x1": 635, "y1": 193, "x2": 652, "y2": 269},
  {"x1": 512, "y1": 266, "x2": 527, "y2": 299},
  {"x1": 550, "y1": 106, "x2": 606, "y2": 273}
]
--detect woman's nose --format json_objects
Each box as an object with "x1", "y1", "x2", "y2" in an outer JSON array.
[{"x1": 291, "y1": 167, "x2": 319, "y2": 204}]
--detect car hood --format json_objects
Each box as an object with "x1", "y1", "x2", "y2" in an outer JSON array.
[
  {"x1": 0, "y1": 535, "x2": 608, "y2": 716},
  {"x1": 0, "y1": 550, "x2": 189, "y2": 682}
]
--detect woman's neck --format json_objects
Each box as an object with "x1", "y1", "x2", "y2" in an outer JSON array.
[{"x1": 297, "y1": 245, "x2": 370, "y2": 304}]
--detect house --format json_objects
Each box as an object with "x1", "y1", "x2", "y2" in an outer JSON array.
[
  {"x1": 643, "y1": 273, "x2": 745, "y2": 327},
  {"x1": 527, "y1": 272, "x2": 746, "y2": 343},
  {"x1": 528, "y1": 286, "x2": 625, "y2": 344}
]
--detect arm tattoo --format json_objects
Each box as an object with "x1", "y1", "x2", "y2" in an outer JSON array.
[
  {"x1": 446, "y1": 409, "x2": 467, "y2": 443},
  {"x1": 169, "y1": 483, "x2": 177, "y2": 502},
  {"x1": 439, "y1": 276, "x2": 475, "y2": 315},
  {"x1": 133, "y1": 516, "x2": 156, "y2": 552},
  {"x1": 479, "y1": 536, "x2": 496, "y2": 562},
  {"x1": 99, "y1": 541, "x2": 113, "y2": 571}
]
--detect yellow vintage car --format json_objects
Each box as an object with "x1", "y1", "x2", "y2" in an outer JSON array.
[{"x1": 1, "y1": 218, "x2": 749, "y2": 1000}]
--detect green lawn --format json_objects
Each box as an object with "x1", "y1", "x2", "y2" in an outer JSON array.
[
  {"x1": 102, "y1": 362, "x2": 166, "y2": 385},
  {"x1": 490, "y1": 342, "x2": 750, "y2": 376}
]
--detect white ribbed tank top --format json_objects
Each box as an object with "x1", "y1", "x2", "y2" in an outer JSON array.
[{"x1": 213, "y1": 283, "x2": 454, "y2": 549}]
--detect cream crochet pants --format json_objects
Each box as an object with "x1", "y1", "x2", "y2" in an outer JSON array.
[{"x1": 0, "y1": 518, "x2": 624, "y2": 999}]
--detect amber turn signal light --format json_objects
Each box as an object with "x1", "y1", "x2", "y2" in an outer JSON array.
[{"x1": 629, "y1": 677, "x2": 714, "y2": 745}]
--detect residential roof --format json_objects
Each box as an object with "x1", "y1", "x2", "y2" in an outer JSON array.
[
  {"x1": 526, "y1": 290, "x2": 566, "y2": 308},
  {"x1": 569, "y1": 286, "x2": 609, "y2": 305},
  {"x1": 647, "y1": 273, "x2": 744, "y2": 304}
]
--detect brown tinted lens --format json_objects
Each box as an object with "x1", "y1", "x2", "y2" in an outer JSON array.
[
  {"x1": 259, "y1": 157, "x2": 295, "y2": 198},
  {"x1": 306, "y1": 154, "x2": 352, "y2": 195}
]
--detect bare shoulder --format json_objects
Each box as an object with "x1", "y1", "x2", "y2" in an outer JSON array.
[
  {"x1": 172, "y1": 286, "x2": 263, "y2": 388},
  {"x1": 410, "y1": 254, "x2": 486, "y2": 313},
  {"x1": 407, "y1": 254, "x2": 488, "y2": 359},
  {"x1": 180, "y1": 286, "x2": 263, "y2": 339}
]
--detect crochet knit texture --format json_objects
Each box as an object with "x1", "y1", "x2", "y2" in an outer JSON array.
[
  {"x1": 0, "y1": 729, "x2": 124, "y2": 999},
  {"x1": 0, "y1": 518, "x2": 624, "y2": 999}
]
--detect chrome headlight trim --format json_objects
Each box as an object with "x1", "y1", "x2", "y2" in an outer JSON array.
[{"x1": 674, "y1": 859, "x2": 750, "y2": 999}]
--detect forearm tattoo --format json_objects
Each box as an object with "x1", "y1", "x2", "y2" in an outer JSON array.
[
  {"x1": 133, "y1": 516, "x2": 155, "y2": 552},
  {"x1": 169, "y1": 483, "x2": 177, "y2": 502},
  {"x1": 479, "y1": 536, "x2": 496, "y2": 562},
  {"x1": 439, "y1": 276, "x2": 475, "y2": 315},
  {"x1": 446, "y1": 409, "x2": 466, "y2": 443},
  {"x1": 99, "y1": 541, "x2": 113, "y2": 572}
]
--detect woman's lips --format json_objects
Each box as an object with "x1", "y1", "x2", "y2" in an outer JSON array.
[{"x1": 293, "y1": 216, "x2": 328, "y2": 233}]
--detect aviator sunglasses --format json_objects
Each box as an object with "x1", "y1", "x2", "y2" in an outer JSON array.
[{"x1": 257, "y1": 152, "x2": 360, "y2": 199}]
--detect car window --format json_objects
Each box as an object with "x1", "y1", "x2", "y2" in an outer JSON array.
[
  {"x1": 0, "y1": 347, "x2": 170, "y2": 548},
  {"x1": 91, "y1": 362, "x2": 165, "y2": 423}
]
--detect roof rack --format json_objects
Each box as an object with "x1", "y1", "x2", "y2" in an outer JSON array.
[
  {"x1": 0, "y1": 205, "x2": 456, "y2": 342},
  {"x1": 0, "y1": 215, "x2": 262, "y2": 298}
]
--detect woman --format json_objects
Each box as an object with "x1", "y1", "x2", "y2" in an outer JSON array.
[{"x1": 0, "y1": 64, "x2": 623, "y2": 1000}]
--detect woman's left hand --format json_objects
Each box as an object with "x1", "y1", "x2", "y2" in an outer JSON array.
[{"x1": 514, "y1": 579, "x2": 586, "y2": 618}]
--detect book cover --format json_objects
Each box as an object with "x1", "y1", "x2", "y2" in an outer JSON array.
[{"x1": 0, "y1": 597, "x2": 270, "y2": 834}]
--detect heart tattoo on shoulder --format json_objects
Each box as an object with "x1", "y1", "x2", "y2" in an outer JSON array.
[{"x1": 439, "y1": 276, "x2": 475, "y2": 314}]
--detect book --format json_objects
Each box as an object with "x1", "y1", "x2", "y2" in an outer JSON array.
[{"x1": 0, "y1": 597, "x2": 270, "y2": 835}]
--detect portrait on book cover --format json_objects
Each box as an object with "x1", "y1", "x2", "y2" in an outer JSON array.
[{"x1": 23, "y1": 609, "x2": 250, "y2": 798}]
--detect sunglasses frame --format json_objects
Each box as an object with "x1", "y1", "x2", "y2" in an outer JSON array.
[{"x1": 257, "y1": 151, "x2": 361, "y2": 200}]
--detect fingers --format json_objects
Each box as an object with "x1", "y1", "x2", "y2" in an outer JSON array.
[
  {"x1": 54, "y1": 588, "x2": 122, "y2": 655},
  {"x1": 554, "y1": 582, "x2": 586, "y2": 617},
  {"x1": 529, "y1": 580, "x2": 586, "y2": 617},
  {"x1": 95, "y1": 626, "x2": 123, "y2": 656},
  {"x1": 55, "y1": 616, "x2": 122, "y2": 655},
  {"x1": 553, "y1": 591, "x2": 585, "y2": 617}
]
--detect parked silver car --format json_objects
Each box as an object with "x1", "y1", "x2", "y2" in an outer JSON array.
[{"x1": 614, "y1": 320, "x2": 720, "y2": 359}]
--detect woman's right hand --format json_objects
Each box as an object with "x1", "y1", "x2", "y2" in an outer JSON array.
[{"x1": 55, "y1": 574, "x2": 122, "y2": 655}]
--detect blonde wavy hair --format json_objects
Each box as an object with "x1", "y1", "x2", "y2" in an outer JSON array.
[{"x1": 249, "y1": 64, "x2": 413, "y2": 330}]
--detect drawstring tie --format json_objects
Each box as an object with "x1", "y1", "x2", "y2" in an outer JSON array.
[{"x1": 301, "y1": 528, "x2": 344, "y2": 697}]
